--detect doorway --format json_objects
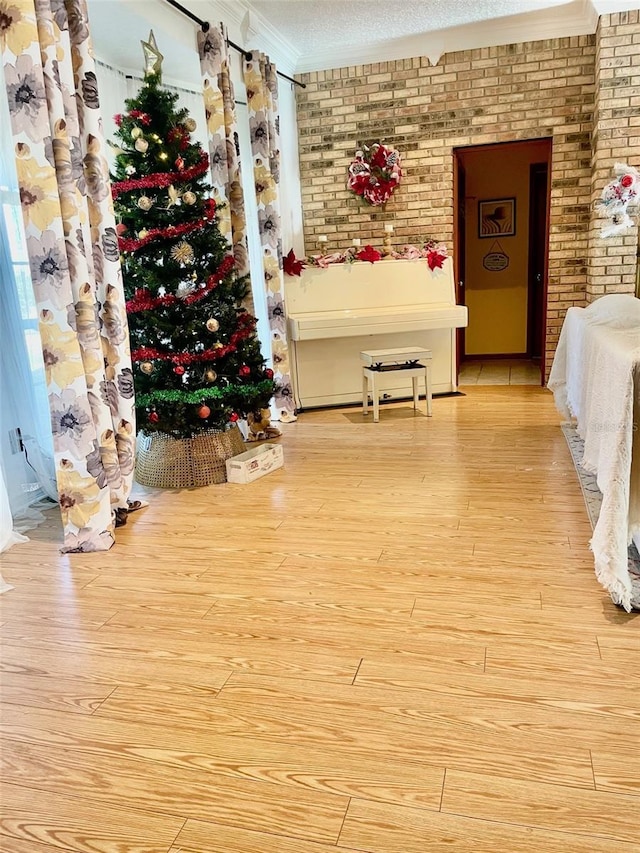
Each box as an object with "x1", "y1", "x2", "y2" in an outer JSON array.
[{"x1": 454, "y1": 139, "x2": 551, "y2": 385}]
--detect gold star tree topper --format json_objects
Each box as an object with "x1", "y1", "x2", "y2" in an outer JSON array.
[{"x1": 141, "y1": 31, "x2": 164, "y2": 79}]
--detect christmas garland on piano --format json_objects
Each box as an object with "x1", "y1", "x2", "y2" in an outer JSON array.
[{"x1": 283, "y1": 241, "x2": 448, "y2": 276}]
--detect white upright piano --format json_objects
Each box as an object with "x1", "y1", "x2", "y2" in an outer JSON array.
[{"x1": 284, "y1": 257, "x2": 468, "y2": 409}]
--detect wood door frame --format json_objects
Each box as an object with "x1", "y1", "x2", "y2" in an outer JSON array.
[
  {"x1": 452, "y1": 151, "x2": 466, "y2": 372},
  {"x1": 527, "y1": 160, "x2": 551, "y2": 378},
  {"x1": 453, "y1": 138, "x2": 552, "y2": 382}
]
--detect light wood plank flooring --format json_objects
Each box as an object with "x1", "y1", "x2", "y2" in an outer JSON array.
[{"x1": 1, "y1": 386, "x2": 638, "y2": 853}]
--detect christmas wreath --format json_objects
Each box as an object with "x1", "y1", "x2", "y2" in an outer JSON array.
[{"x1": 347, "y1": 143, "x2": 402, "y2": 206}]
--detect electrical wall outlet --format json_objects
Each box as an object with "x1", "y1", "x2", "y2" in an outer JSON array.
[{"x1": 8, "y1": 427, "x2": 24, "y2": 455}]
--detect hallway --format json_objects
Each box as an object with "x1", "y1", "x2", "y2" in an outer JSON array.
[{"x1": 459, "y1": 358, "x2": 541, "y2": 386}]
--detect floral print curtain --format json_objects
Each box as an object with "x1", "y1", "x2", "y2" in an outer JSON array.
[
  {"x1": 1, "y1": 0, "x2": 136, "y2": 551},
  {"x1": 198, "y1": 24, "x2": 250, "y2": 286},
  {"x1": 243, "y1": 51, "x2": 295, "y2": 422}
]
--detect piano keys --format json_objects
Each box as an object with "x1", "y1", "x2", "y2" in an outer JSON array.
[{"x1": 284, "y1": 257, "x2": 468, "y2": 410}]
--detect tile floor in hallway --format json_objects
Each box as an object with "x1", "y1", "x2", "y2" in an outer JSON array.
[{"x1": 459, "y1": 358, "x2": 542, "y2": 386}]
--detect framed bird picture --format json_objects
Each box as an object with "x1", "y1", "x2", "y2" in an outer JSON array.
[{"x1": 478, "y1": 198, "x2": 516, "y2": 238}]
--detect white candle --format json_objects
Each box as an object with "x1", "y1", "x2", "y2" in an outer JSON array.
[
  {"x1": 317, "y1": 235, "x2": 328, "y2": 243},
  {"x1": 384, "y1": 223, "x2": 394, "y2": 233},
  {"x1": 352, "y1": 238, "x2": 361, "y2": 247}
]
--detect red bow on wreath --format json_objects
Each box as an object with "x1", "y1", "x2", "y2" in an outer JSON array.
[{"x1": 347, "y1": 143, "x2": 402, "y2": 207}]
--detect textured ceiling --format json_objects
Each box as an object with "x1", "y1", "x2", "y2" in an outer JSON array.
[
  {"x1": 86, "y1": 0, "x2": 636, "y2": 81},
  {"x1": 245, "y1": 0, "x2": 570, "y2": 54}
]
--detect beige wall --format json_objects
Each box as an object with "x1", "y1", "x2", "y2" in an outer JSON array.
[
  {"x1": 294, "y1": 12, "x2": 640, "y2": 372},
  {"x1": 462, "y1": 140, "x2": 550, "y2": 355}
]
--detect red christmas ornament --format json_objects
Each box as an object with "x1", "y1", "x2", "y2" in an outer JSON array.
[
  {"x1": 239, "y1": 365, "x2": 251, "y2": 377},
  {"x1": 148, "y1": 411, "x2": 159, "y2": 423},
  {"x1": 197, "y1": 404, "x2": 211, "y2": 419},
  {"x1": 265, "y1": 368, "x2": 274, "y2": 379},
  {"x1": 116, "y1": 223, "x2": 128, "y2": 237},
  {"x1": 229, "y1": 412, "x2": 239, "y2": 422},
  {"x1": 621, "y1": 174, "x2": 634, "y2": 188},
  {"x1": 175, "y1": 156, "x2": 185, "y2": 171},
  {"x1": 173, "y1": 365, "x2": 185, "y2": 375}
]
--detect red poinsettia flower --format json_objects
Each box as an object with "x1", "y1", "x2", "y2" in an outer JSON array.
[
  {"x1": 356, "y1": 245, "x2": 382, "y2": 264},
  {"x1": 283, "y1": 248, "x2": 306, "y2": 276},
  {"x1": 427, "y1": 250, "x2": 447, "y2": 271}
]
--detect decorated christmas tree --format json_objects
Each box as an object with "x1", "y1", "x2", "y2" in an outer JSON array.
[{"x1": 110, "y1": 33, "x2": 275, "y2": 442}]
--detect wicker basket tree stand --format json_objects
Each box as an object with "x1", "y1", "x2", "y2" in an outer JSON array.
[{"x1": 135, "y1": 426, "x2": 246, "y2": 489}]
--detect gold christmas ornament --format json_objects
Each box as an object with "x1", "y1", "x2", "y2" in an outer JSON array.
[
  {"x1": 138, "y1": 229, "x2": 149, "y2": 239},
  {"x1": 134, "y1": 137, "x2": 149, "y2": 153},
  {"x1": 182, "y1": 191, "x2": 197, "y2": 206},
  {"x1": 214, "y1": 342, "x2": 224, "y2": 349},
  {"x1": 184, "y1": 118, "x2": 197, "y2": 132},
  {"x1": 170, "y1": 241, "x2": 194, "y2": 265},
  {"x1": 140, "y1": 361, "x2": 154, "y2": 374},
  {"x1": 206, "y1": 318, "x2": 220, "y2": 332},
  {"x1": 137, "y1": 195, "x2": 153, "y2": 211},
  {"x1": 131, "y1": 127, "x2": 143, "y2": 140},
  {"x1": 204, "y1": 369, "x2": 217, "y2": 382}
]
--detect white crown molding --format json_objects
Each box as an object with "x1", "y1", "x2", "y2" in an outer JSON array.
[
  {"x1": 211, "y1": 0, "x2": 251, "y2": 30},
  {"x1": 200, "y1": 0, "x2": 301, "y2": 74},
  {"x1": 293, "y1": 0, "x2": 603, "y2": 74},
  {"x1": 243, "y1": 15, "x2": 301, "y2": 74}
]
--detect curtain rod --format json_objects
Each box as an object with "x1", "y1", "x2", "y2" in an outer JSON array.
[{"x1": 162, "y1": 0, "x2": 306, "y2": 89}]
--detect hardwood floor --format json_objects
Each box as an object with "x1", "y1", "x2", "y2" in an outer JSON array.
[{"x1": 1, "y1": 385, "x2": 638, "y2": 853}]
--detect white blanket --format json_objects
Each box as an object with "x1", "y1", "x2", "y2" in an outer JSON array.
[{"x1": 548, "y1": 297, "x2": 640, "y2": 611}]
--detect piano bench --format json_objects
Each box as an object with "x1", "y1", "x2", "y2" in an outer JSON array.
[{"x1": 360, "y1": 347, "x2": 433, "y2": 423}]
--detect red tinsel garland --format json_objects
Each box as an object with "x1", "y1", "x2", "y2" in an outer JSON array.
[
  {"x1": 125, "y1": 254, "x2": 236, "y2": 313},
  {"x1": 118, "y1": 199, "x2": 216, "y2": 253},
  {"x1": 131, "y1": 313, "x2": 256, "y2": 365},
  {"x1": 111, "y1": 152, "x2": 209, "y2": 199}
]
